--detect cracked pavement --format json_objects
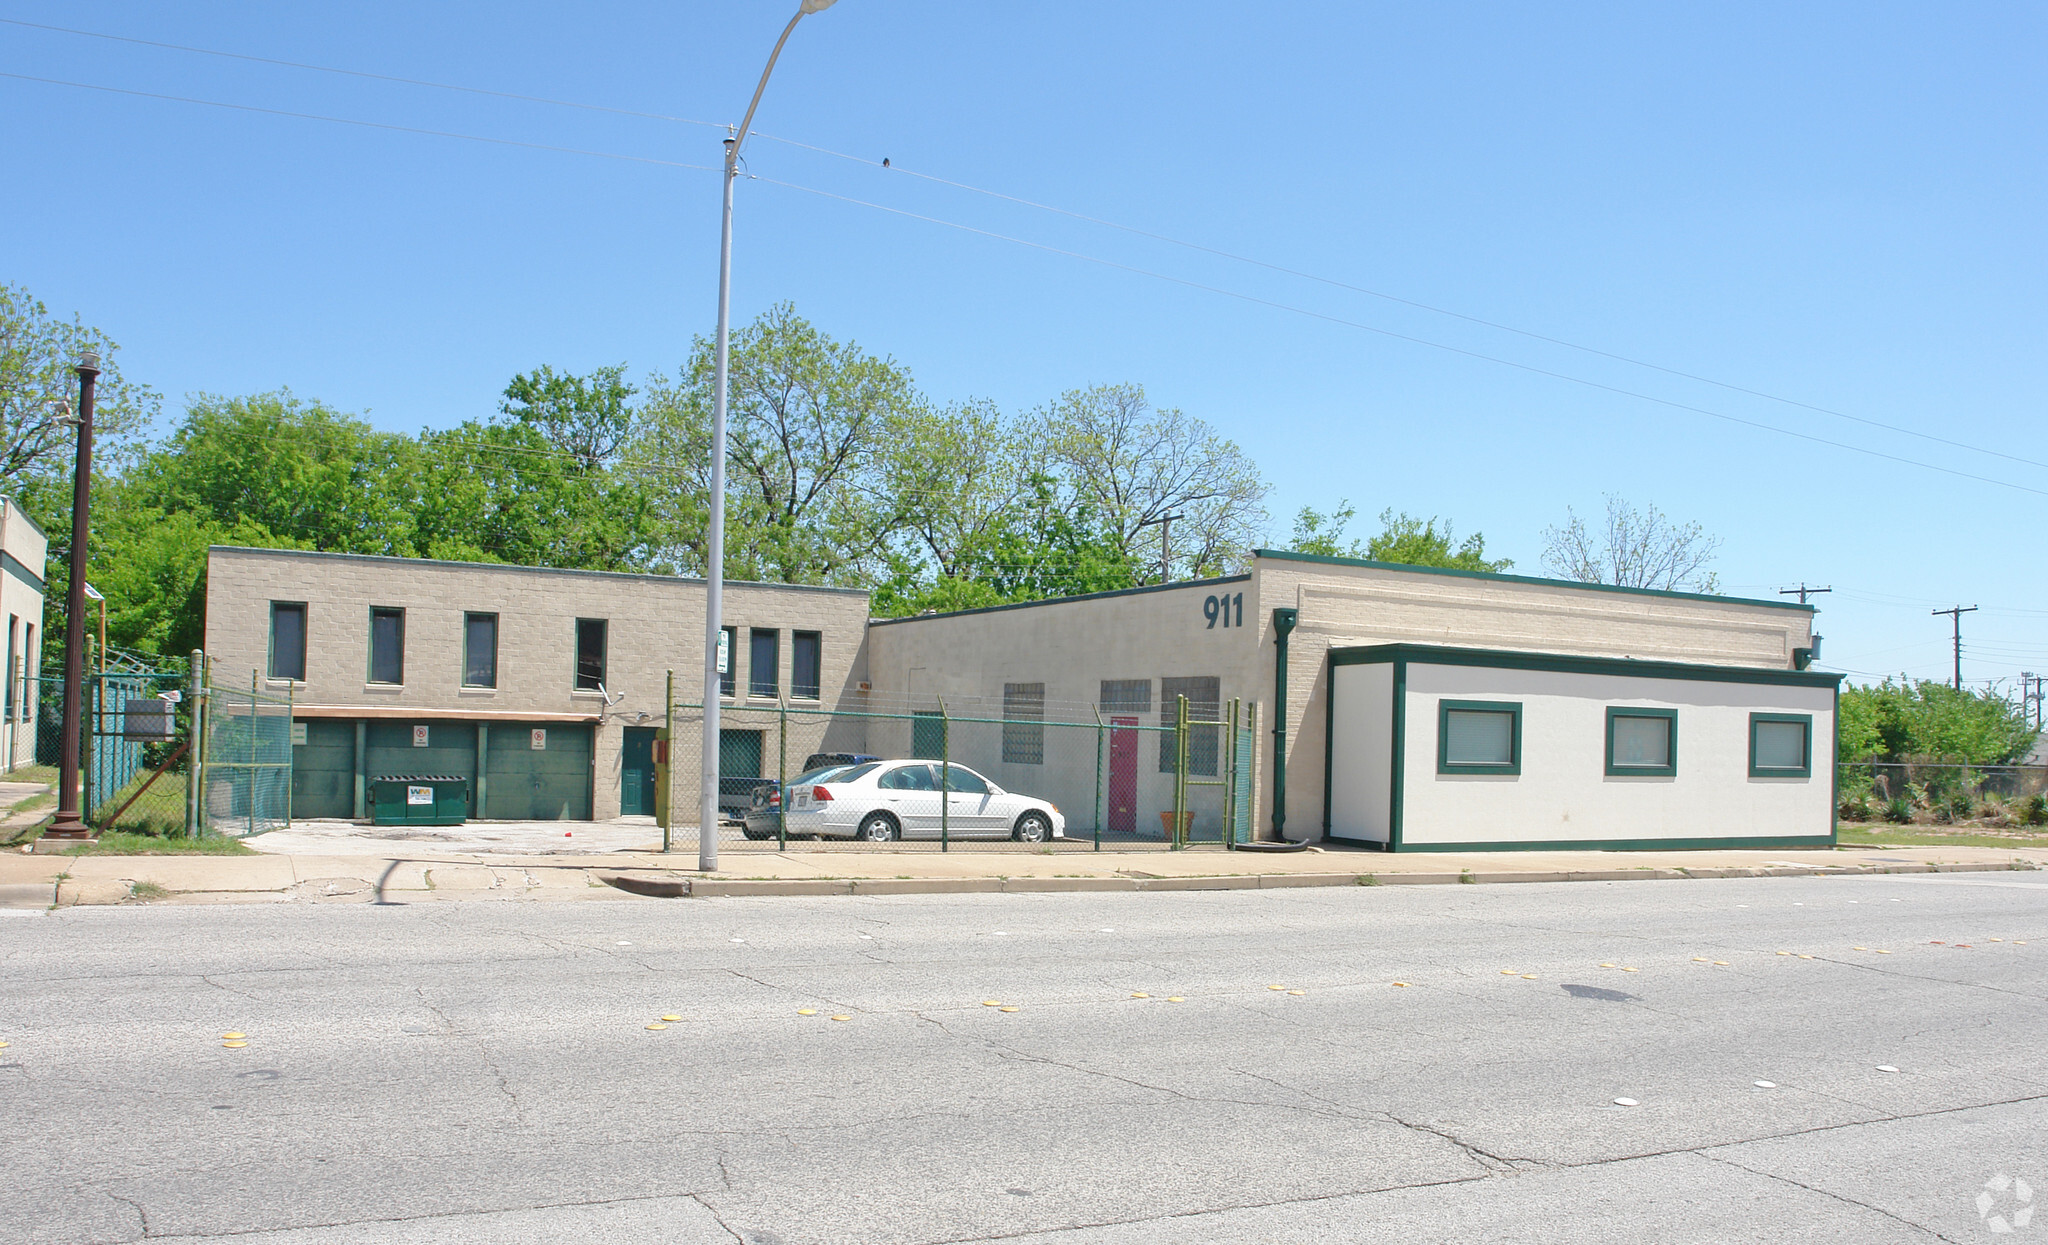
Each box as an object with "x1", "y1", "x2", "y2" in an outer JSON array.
[{"x1": 1, "y1": 871, "x2": 2043, "y2": 1242}]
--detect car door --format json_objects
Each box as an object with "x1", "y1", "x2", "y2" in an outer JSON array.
[
  {"x1": 875, "y1": 763, "x2": 942, "y2": 837},
  {"x1": 940, "y1": 765, "x2": 1005, "y2": 835}
]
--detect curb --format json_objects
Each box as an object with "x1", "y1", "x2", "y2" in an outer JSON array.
[{"x1": 597, "y1": 859, "x2": 2037, "y2": 899}]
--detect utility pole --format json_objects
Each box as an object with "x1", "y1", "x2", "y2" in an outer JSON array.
[
  {"x1": 1778, "y1": 584, "x2": 1832, "y2": 606},
  {"x1": 2022, "y1": 672, "x2": 2044, "y2": 730},
  {"x1": 1136, "y1": 512, "x2": 1185, "y2": 584},
  {"x1": 41, "y1": 349, "x2": 100, "y2": 848},
  {"x1": 1932, "y1": 605, "x2": 1978, "y2": 691}
]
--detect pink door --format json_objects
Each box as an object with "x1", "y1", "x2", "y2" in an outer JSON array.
[{"x1": 1109, "y1": 716, "x2": 1138, "y2": 834}]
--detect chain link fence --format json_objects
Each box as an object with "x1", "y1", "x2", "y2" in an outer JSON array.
[
  {"x1": 1838, "y1": 761, "x2": 2048, "y2": 827},
  {"x1": 663, "y1": 691, "x2": 1260, "y2": 853},
  {"x1": 198, "y1": 674, "x2": 294, "y2": 837}
]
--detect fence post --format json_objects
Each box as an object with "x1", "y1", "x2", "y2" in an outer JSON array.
[
  {"x1": 1245, "y1": 701, "x2": 1259, "y2": 844},
  {"x1": 939, "y1": 696, "x2": 950, "y2": 853},
  {"x1": 1223, "y1": 698, "x2": 1237, "y2": 850},
  {"x1": 1179, "y1": 696, "x2": 1196, "y2": 851},
  {"x1": 1092, "y1": 705, "x2": 1105, "y2": 852},
  {"x1": 777, "y1": 696, "x2": 788, "y2": 850},
  {"x1": 184, "y1": 652, "x2": 201, "y2": 837},
  {"x1": 285, "y1": 682, "x2": 294, "y2": 829},
  {"x1": 661, "y1": 669, "x2": 673, "y2": 854},
  {"x1": 248, "y1": 670, "x2": 257, "y2": 839}
]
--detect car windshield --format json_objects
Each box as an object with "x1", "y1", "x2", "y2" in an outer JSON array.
[{"x1": 827, "y1": 762, "x2": 882, "y2": 784}]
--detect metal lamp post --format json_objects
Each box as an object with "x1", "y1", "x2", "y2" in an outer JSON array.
[
  {"x1": 699, "y1": 0, "x2": 839, "y2": 872},
  {"x1": 44, "y1": 348, "x2": 100, "y2": 845}
]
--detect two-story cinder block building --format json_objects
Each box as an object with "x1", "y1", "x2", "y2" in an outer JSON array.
[{"x1": 206, "y1": 544, "x2": 1838, "y2": 850}]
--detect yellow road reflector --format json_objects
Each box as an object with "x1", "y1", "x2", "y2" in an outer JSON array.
[
  {"x1": 1613, "y1": 1097, "x2": 1639, "y2": 1107},
  {"x1": 1166, "y1": 996, "x2": 1185, "y2": 1003},
  {"x1": 1621, "y1": 967, "x2": 1639, "y2": 973},
  {"x1": 222, "y1": 1040, "x2": 248, "y2": 1049},
  {"x1": 1874, "y1": 949, "x2": 1891, "y2": 954},
  {"x1": 1693, "y1": 957, "x2": 1709, "y2": 963},
  {"x1": 645, "y1": 1023, "x2": 669, "y2": 1030},
  {"x1": 661, "y1": 1015, "x2": 682, "y2": 1022},
  {"x1": 0, "y1": 1040, "x2": 8, "y2": 1049},
  {"x1": 1776, "y1": 951, "x2": 1791, "y2": 956},
  {"x1": 1599, "y1": 962, "x2": 1615, "y2": 968},
  {"x1": 1268, "y1": 984, "x2": 1286, "y2": 991},
  {"x1": 830, "y1": 1015, "x2": 851, "y2": 1022},
  {"x1": 1501, "y1": 969, "x2": 1519, "y2": 975},
  {"x1": 1130, "y1": 992, "x2": 1150, "y2": 999},
  {"x1": 982, "y1": 999, "x2": 1001, "y2": 1007},
  {"x1": 1798, "y1": 954, "x2": 1815, "y2": 959},
  {"x1": 999, "y1": 1006, "x2": 1019, "y2": 1013},
  {"x1": 2014, "y1": 941, "x2": 2027, "y2": 946},
  {"x1": 1989, "y1": 938, "x2": 2003, "y2": 943},
  {"x1": 221, "y1": 1032, "x2": 245, "y2": 1040},
  {"x1": 1287, "y1": 989, "x2": 1305, "y2": 996},
  {"x1": 1853, "y1": 946, "x2": 1867, "y2": 951},
  {"x1": 1712, "y1": 961, "x2": 1729, "y2": 966},
  {"x1": 1521, "y1": 974, "x2": 1538, "y2": 980},
  {"x1": 1391, "y1": 981, "x2": 1410, "y2": 988},
  {"x1": 797, "y1": 1009, "x2": 818, "y2": 1016}
]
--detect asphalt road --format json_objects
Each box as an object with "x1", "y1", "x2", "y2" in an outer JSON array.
[{"x1": 4, "y1": 872, "x2": 2044, "y2": 1244}]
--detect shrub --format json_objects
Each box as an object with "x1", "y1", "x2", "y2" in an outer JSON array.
[
  {"x1": 2021, "y1": 794, "x2": 2048, "y2": 828},
  {"x1": 1949, "y1": 792, "x2": 1976, "y2": 821},
  {"x1": 1884, "y1": 797, "x2": 1914, "y2": 825}
]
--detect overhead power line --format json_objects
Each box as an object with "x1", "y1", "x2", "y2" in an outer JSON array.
[
  {"x1": 757, "y1": 134, "x2": 2048, "y2": 476},
  {"x1": 750, "y1": 174, "x2": 2048, "y2": 500},
  {"x1": 11, "y1": 15, "x2": 2037, "y2": 477},
  {"x1": 0, "y1": 72, "x2": 718, "y2": 171},
  {"x1": 0, "y1": 16, "x2": 724, "y2": 127}
]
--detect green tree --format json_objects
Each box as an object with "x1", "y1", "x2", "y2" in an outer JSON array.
[
  {"x1": 0, "y1": 282, "x2": 160, "y2": 510},
  {"x1": 1837, "y1": 679, "x2": 2038, "y2": 766},
  {"x1": 1287, "y1": 501, "x2": 1510, "y2": 572}
]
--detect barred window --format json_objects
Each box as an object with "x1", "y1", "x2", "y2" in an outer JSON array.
[
  {"x1": 1003, "y1": 682, "x2": 1045, "y2": 765},
  {"x1": 1159, "y1": 676, "x2": 1221, "y2": 775}
]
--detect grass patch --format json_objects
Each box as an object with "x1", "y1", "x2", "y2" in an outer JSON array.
[
  {"x1": 61, "y1": 830, "x2": 255, "y2": 856},
  {"x1": 128, "y1": 880, "x2": 171, "y2": 901},
  {"x1": 1839, "y1": 823, "x2": 2048, "y2": 851},
  {"x1": 4, "y1": 763, "x2": 58, "y2": 788}
]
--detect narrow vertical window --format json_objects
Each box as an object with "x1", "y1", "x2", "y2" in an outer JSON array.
[
  {"x1": 792, "y1": 631, "x2": 822, "y2": 700},
  {"x1": 367, "y1": 608, "x2": 404, "y2": 685},
  {"x1": 20, "y1": 623, "x2": 32, "y2": 720},
  {"x1": 270, "y1": 603, "x2": 307, "y2": 681},
  {"x1": 719, "y1": 625, "x2": 736, "y2": 698},
  {"x1": 463, "y1": 613, "x2": 498, "y2": 688},
  {"x1": 1003, "y1": 682, "x2": 1045, "y2": 765},
  {"x1": 5, "y1": 615, "x2": 16, "y2": 720},
  {"x1": 750, "y1": 628, "x2": 779, "y2": 698},
  {"x1": 575, "y1": 619, "x2": 607, "y2": 691}
]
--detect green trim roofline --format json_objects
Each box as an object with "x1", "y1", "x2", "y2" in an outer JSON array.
[
  {"x1": 1254, "y1": 548, "x2": 1816, "y2": 613},
  {"x1": 1, "y1": 550, "x2": 44, "y2": 593},
  {"x1": 1328, "y1": 643, "x2": 1842, "y2": 688}
]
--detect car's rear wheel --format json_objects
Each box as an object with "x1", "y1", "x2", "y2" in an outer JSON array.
[
  {"x1": 1012, "y1": 811, "x2": 1052, "y2": 843},
  {"x1": 857, "y1": 812, "x2": 899, "y2": 843}
]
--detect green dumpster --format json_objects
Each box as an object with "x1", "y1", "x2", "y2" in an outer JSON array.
[{"x1": 370, "y1": 774, "x2": 469, "y2": 826}]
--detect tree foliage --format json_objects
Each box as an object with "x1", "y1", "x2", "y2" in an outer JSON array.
[
  {"x1": 1287, "y1": 501, "x2": 1510, "y2": 572},
  {"x1": 1541, "y1": 495, "x2": 1721, "y2": 592},
  {"x1": 1837, "y1": 679, "x2": 2038, "y2": 766}
]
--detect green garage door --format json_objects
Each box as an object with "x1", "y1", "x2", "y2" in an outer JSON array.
[
  {"x1": 364, "y1": 721, "x2": 479, "y2": 811},
  {"x1": 484, "y1": 723, "x2": 593, "y2": 820},
  {"x1": 292, "y1": 719, "x2": 356, "y2": 820}
]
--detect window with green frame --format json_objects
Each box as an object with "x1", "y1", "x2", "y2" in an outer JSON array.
[
  {"x1": 1749, "y1": 713, "x2": 1812, "y2": 778},
  {"x1": 1605, "y1": 707, "x2": 1676, "y2": 776},
  {"x1": 1437, "y1": 700, "x2": 1521, "y2": 775}
]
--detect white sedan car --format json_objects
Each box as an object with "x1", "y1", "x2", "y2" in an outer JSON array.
[{"x1": 782, "y1": 760, "x2": 1065, "y2": 843}]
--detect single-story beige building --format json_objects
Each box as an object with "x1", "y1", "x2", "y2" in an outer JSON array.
[{"x1": 2, "y1": 497, "x2": 48, "y2": 773}]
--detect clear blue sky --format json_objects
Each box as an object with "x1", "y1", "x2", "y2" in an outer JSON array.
[{"x1": 5, "y1": 2, "x2": 2043, "y2": 693}]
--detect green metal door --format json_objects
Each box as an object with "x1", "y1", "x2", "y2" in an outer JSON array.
[
  {"x1": 363, "y1": 721, "x2": 477, "y2": 792},
  {"x1": 291, "y1": 719, "x2": 356, "y2": 820},
  {"x1": 912, "y1": 712, "x2": 945, "y2": 760},
  {"x1": 484, "y1": 723, "x2": 593, "y2": 820},
  {"x1": 621, "y1": 726, "x2": 657, "y2": 816}
]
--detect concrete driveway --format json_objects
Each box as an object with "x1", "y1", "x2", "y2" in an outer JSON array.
[{"x1": 247, "y1": 816, "x2": 667, "y2": 856}]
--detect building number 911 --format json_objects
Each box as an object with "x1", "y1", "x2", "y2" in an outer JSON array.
[{"x1": 1203, "y1": 592, "x2": 1245, "y2": 629}]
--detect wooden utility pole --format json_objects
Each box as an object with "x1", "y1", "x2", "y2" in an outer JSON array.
[{"x1": 1932, "y1": 605, "x2": 1978, "y2": 690}]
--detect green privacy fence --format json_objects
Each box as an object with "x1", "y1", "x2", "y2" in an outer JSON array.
[{"x1": 666, "y1": 691, "x2": 1260, "y2": 853}]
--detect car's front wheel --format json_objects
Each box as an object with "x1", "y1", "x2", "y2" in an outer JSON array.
[
  {"x1": 857, "y1": 812, "x2": 899, "y2": 843},
  {"x1": 1012, "y1": 811, "x2": 1053, "y2": 843}
]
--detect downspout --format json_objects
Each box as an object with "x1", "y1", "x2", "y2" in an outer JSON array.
[{"x1": 1270, "y1": 608, "x2": 1297, "y2": 841}]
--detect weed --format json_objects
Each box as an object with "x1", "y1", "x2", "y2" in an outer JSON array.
[
  {"x1": 1458, "y1": 868, "x2": 1477, "y2": 884},
  {"x1": 1357, "y1": 873, "x2": 1379, "y2": 886},
  {"x1": 128, "y1": 880, "x2": 170, "y2": 901},
  {"x1": 1884, "y1": 797, "x2": 1913, "y2": 825}
]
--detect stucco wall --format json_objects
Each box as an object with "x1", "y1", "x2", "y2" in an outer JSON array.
[
  {"x1": 0, "y1": 498, "x2": 47, "y2": 771},
  {"x1": 1382, "y1": 663, "x2": 1836, "y2": 847},
  {"x1": 1250, "y1": 554, "x2": 1819, "y2": 842},
  {"x1": 1326, "y1": 661, "x2": 1393, "y2": 844}
]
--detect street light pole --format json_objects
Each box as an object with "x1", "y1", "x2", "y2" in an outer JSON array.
[
  {"x1": 44, "y1": 348, "x2": 100, "y2": 844},
  {"x1": 700, "y1": 0, "x2": 839, "y2": 873}
]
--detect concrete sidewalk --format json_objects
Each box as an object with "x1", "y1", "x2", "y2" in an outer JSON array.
[{"x1": 2, "y1": 837, "x2": 2042, "y2": 907}]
